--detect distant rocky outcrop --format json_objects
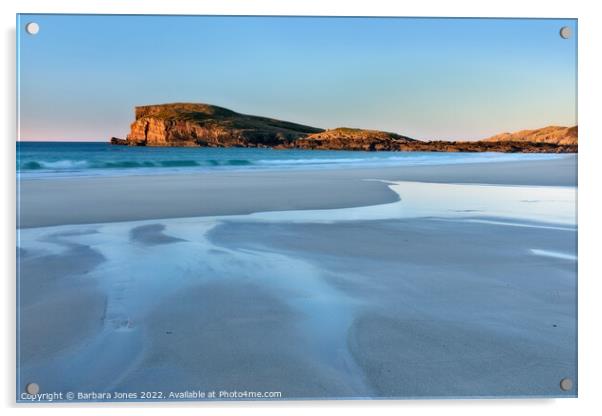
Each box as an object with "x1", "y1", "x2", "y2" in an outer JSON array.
[
  {"x1": 110, "y1": 137, "x2": 128, "y2": 145},
  {"x1": 286, "y1": 128, "x2": 415, "y2": 151},
  {"x1": 484, "y1": 125, "x2": 578, "y2": 146},
  {"x1": 112, "y1": 103, "x2": 577, "y2": 153},
  {"x1": 395, "y1": 140, "x2": 577, "y2": 153},
  {"x1": 284, "y1": 128, "x2": 577, "y2": 152},
  {"x1": 124, "y1": 103, "x2": 323, "y2": 147}
]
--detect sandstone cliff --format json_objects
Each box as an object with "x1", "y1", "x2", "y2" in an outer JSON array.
[{"x1": 125, "y1": 103, "x2": 323, "y2": 147}]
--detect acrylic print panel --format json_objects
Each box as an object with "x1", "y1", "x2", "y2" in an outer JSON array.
[{"x1": 16, "y1": 14, "x2": 577, "y2": 402}]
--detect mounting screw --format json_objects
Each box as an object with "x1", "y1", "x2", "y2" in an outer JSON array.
[
  {"x1": 25, "y1": 22, "x2": 40, "y2": 35},
  {"x1": 559, "y1": 26, "x2": 571, "y2": 39},
  {"x1": 559, "y1": 377, "x2": 573, "y2": 391},
  {"x1": 25, "y1": 382, "x2": 40, "y2": 395}
]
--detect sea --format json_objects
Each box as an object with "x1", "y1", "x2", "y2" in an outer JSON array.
[{"x1": 17, "y1": 141, "x2": 565, "y2": 179}]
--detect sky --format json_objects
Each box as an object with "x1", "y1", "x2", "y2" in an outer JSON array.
[{"x1": 17, "y1": 15, "x2": 577, "y2": 141}]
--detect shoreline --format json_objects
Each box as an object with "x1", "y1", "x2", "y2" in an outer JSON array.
[{"x1": 17, "y1": 156, "x2": 576, "y2": 229}]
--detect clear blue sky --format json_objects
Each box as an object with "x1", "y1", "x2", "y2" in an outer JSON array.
[{"x1": 17, "y1": 15, "x2": 577, "y2": 141}]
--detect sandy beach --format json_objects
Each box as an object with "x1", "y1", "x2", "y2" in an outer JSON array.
[
  {"x1": 18, "y1": 156, "x2": 576, "y2": 228},
  {"x1": 17, "y1": 156, "x2": 577, "y2": 400}
]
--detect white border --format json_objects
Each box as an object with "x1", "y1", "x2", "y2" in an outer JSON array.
[{"x1": 2, "y1": 1, "x2": 601, "y2": 414}]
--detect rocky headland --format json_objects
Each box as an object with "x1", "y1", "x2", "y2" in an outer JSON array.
[
  {"x1": 121, "y1": 103, "x2": 322, "y2": 148},
  {"x1": 112, "y1": 103, "x2": 577, "y2": 153}
]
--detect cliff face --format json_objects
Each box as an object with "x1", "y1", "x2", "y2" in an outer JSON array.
[
  {"x1": 125, "y1": 103, "x2": 323, "y2": 147},
  {"x1": 484, "y1": 125, "x2": 578, "y2": 146},
  {"x1": 116, "y1": 103, "x2": 577, "y2": 153}
]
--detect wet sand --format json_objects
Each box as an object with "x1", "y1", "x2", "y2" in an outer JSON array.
[
  {"x1": 208, "y1": 218, "x2": 576, "y2": 397},
  {"x1": 16, "y1": 156, "x2": 577, "y2": 400}
]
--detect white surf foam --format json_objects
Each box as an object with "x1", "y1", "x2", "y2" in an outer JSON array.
[{"x1": 530, "y1": 249, "x2": 577, "y2": 261}]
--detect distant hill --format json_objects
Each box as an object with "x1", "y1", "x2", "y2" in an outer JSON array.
[
  {"x1": 289, "y1": 127, "x2": 415, "y2": 151},
  {"x1": 484, "y1": 125, "x2": 577, "y2": 146},
  {"x1": 112, "y1": 103, "x2": 577, "y2": 153}
]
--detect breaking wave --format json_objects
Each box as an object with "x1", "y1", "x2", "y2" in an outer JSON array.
[{"x1": 19, "y1": 159, "x2": 256, "y2": 171}]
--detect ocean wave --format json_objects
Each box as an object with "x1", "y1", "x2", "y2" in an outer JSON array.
[
  {"x1": 17, "y1": 152, "x2": 565, "y2": 178},
  {"x1": 21, "y1": 160, "x2": 92, "y2": 170},
  {"x1": 257, "y1": 157, "x2": 368, "y2": 165},
  {"x1": 18, "y1": 158, "x2": 258, "y2": 171}
]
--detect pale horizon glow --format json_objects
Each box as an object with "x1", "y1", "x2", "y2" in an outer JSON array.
[{"x1": 17, "y1": 15, "x2": 577, "y2": 142}]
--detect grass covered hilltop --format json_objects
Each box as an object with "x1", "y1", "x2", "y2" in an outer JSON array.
[{"x1": 110, "y1": 103, "x2": 577, "y2": 153}]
